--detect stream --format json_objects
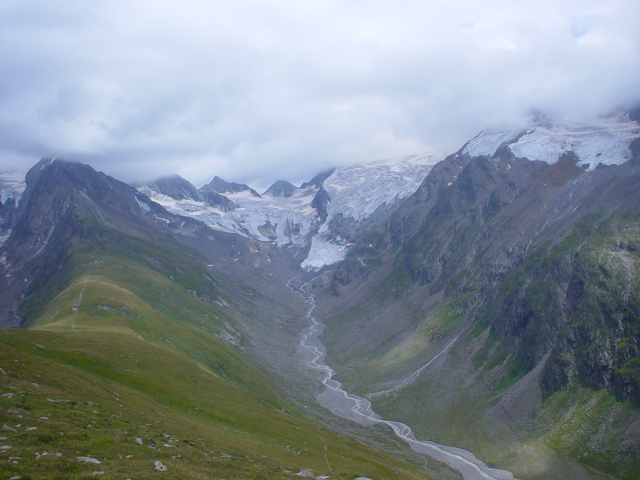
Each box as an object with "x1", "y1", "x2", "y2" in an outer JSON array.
[{"x1": 294, "y1": 285, "x2": 518, "y2": 480}]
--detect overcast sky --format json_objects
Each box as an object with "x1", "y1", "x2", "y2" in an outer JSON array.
[{"x1": 1, "y1": 0, "x2": 639, "y2": 189}]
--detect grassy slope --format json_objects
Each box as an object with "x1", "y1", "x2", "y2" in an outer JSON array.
[
  {"x1": 318, "y1": 217, "x2": 640, "y2": 479},
  {"x1": 321, "y1": 290, "x2": 629, "y2": 480},
  {"x1": 0, "y1": 237, "x2": 431, "y2": 480}
]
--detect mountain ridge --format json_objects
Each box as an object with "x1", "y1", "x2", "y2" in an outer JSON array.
[
  {"x1": 1, "y1": 113, "x2": 640, "y2": 479},
  {"x1": 310, "y1": 115, "x2": 640, "y2": 479}
]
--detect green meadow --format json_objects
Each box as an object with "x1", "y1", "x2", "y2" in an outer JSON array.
[{"x1": 0, "y1": 240, "x2": 430, "y2": 480}]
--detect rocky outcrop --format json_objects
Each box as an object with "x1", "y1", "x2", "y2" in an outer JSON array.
[{"x1": 198, "y1": 186, "x2": 238, "y2": 211}]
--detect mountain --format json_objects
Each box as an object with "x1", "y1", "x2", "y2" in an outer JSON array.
[
  {"x1": 301, "y1": 169, "x2": 336, "y2": 189},
  {"x1": 143, "y1": 174, "x2": 203, "y2": 201},
  {"x1": 143, "y1": 155, "x2": 438, "y2": 270},
  {"x1": 0, "y1": 159, "x2": 250, "y2": 328},
  {"x1": 140, "y1": 175, "x2": 239, "y2": 212},
  {"x1": 3, "y1": 113, "x2": 640, "y2": 480},
  {"x1": 313, "y1": 114, "x2": 640, "y2": 479},
  {"x1": 264, "y1": 179, "x2": 298, "y2": 198},
  {"x1": 203, "y1": 175, "x2": 261, "y2": 197},
  {"x1": 0, "y1": 158, "x2": 431, "y2": 480}
]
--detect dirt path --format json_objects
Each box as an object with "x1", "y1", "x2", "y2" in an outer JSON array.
[
  {"x1": 366, "y1": 334, "x2": 461, "y2": 399},
  {"x1": 71, "y1": 285, "x2": 86, "y2": 333}
]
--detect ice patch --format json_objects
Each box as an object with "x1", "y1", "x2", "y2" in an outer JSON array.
[
  {"x1": 135, "y1": 197, "x2": 152, "y2": 214},
  {"x1": 321, "y1": 155, "x2": 434, "y2": 224},
  {"x1": 301, "y1": 237, "x2": 349, "y2": 271}
]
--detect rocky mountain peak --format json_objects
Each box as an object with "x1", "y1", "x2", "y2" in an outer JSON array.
[
  {"x1": 264, "y1": 179, "x2": 297, "y2": 197},
  {"x1": 204, "y1": 175, "x2": 260, "y2": 197},
  {"x1": 144, "y1": 175, "x2": 202, "y2": 202}
]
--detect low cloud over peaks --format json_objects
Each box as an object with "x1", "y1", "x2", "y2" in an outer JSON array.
[{"x1": 1, "y1": 0, "x2": 639, "y2": 186}]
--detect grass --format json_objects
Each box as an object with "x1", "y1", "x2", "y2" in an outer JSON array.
[
  {"x1": 0, "y1": 329, "x2": 426, "y2": 480},
  {"x1": 536, "y1": 385, "x2": 640, "y2": 479},
  {"x1": 364, "y1": 301, "x2": 460, "y2": 380},
  {"x1": 0, "y1": 243, "x2": 432, "y2": 480}
]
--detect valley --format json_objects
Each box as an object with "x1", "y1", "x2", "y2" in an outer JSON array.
[
  {"x1": 1, "y1": 114, "x2": 639, "y2": 479},
  {"x1": 293, "y1": 280, "x2": 515, "y2": 480}
]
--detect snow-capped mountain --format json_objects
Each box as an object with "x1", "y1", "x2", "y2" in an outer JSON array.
[
  {"x1": 141, "y1": 154, "x2": 438, "y2": 270},
  {"x1": 140, "y1": 114, "x2": 640, "y2": 271},
  {"x1": 463, "y1": 114, "x2": 640, "y2": 168}
]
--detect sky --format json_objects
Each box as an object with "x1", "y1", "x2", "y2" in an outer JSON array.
[{"x1": 1, "y1": 0, "x2": 639, "y2": 190}]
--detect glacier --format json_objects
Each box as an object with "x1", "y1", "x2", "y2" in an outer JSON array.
[
  {"x1": 142, "y1": 154, "x2": 438, "y2": 270},
  {"x1": 463, "y1": 115, "x2": 640, "y2": 169}
]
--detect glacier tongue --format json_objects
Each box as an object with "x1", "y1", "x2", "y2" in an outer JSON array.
[
  {"x1": 300, "y1": 236, "x2": 350, "y2": 271},
  {"x1": 302, "y1": 155, "x2": 435, "y2": 270},
  {"x1": 142, "y1": 154, "x2": 438, "y2": 271}
]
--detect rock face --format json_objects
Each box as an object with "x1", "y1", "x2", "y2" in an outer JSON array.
[
  {"x1": 0, "y1": 172, "x2": 24, "y2": 244},
  {"x1": 331, "y1": 115, "x2": 640, "y2": 404}
]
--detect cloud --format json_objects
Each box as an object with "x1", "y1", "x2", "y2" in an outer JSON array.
[{"x1": 1, "y1": 0, "x2": 638, "y2": 188}]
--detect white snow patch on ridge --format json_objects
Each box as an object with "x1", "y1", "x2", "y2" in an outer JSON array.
[
  {"x1": 509, "y1": 117, "x2": 640, "y2": 169},
  {"x1": 462, "y1": 127, "x2": 523, "y2": 158},
  {"x1": 462, "y1": 115, "x2": 640, "y2": 169}
]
